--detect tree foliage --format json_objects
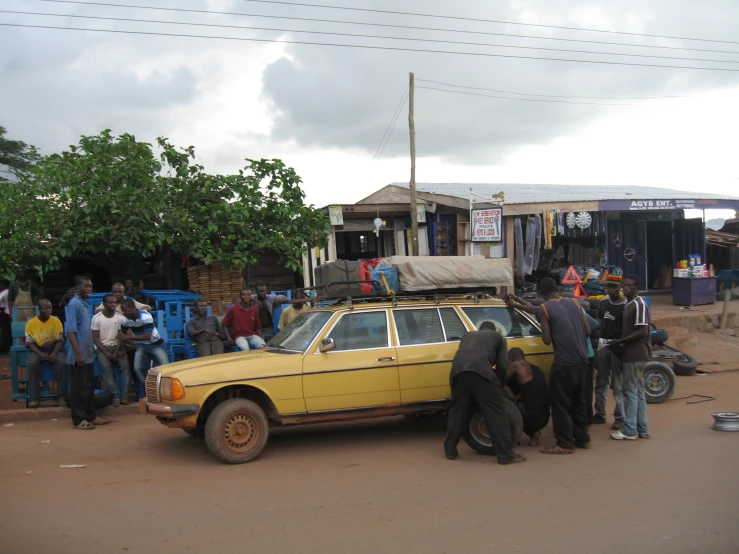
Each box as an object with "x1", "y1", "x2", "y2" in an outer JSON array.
[
  {"x1": 0, "y1": 125, "x2": 38, "y2": 182},
  {"x1": 0, "y1": 130, "x2": 329, "y2": 275}
]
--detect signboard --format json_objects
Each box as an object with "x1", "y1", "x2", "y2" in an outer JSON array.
[
  {"x1": 600, "y1": 199, "x2": 739, "y2": 211},
  {"x1": 328, "y1": 206, "x2": 344, "y2": 226},
  {"x1": 471, "y1": 207, "x2": 502, "y2": 242}
]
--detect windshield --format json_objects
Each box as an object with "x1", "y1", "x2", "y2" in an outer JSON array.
[{"x1": 268, "y1": 311, "x2": 334, "y2": 352}]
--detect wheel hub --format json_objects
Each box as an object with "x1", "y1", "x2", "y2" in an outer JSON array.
[
  {"x1": 469, "y1": 413, "x2": 492, "y2": 447},
  {"x1": 224, "y1": 414, "x2": 258, "y2": 452}
]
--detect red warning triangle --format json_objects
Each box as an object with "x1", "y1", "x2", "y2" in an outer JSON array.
[{"x1": 562, "y1": 266, "x2": 582, "y2": 285}]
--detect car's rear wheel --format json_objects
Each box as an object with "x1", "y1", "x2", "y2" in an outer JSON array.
[
  {"x1": 204, "y1": 398, "x2": 269, "y2": 464},
  {"x1": 462, "y1": 397, "x2": 523, "y2": 455},
  {"x1": 643, "y1": 362, "x2": 676, "y2": 404}
]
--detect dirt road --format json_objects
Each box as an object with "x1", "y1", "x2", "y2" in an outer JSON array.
[{"x1": 2, "y1": 371, "x2": 738, "y2": 554}]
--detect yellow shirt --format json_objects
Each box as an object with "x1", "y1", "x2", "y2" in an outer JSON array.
[
  {"x1": 278, "y1": 305, "x2": 312, "y2": 330},
  {"x1": 25, "y1": 316, "x2": 64, "y2": 353}
]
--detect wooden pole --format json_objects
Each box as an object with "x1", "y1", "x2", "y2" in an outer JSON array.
[
  {"x1": 409, "y1": 72, "x2": 419, "y2": 256},
  {"x1": 720, "y1": 289, "x2": 732, "y2": 330}
]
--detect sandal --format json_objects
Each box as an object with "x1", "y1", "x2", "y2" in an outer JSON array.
[
  {"x1": 74, "y1": 420, "x2": 95, "y2": 430},
  {"x1": 540, "y1": 445, "x2": 574, "y2": 454},
  {"x1": 91, "y1": 417, "x2": 110, "y2": 426}
]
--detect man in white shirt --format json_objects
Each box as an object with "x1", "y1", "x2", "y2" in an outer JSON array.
[{"x1": 92, "y1": 294, "x2": 131, "y2": 407}]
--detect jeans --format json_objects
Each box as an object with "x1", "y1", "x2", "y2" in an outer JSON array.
[
  {"x1": 549, "y1": 362, "x2": 591, "y2": 450},
  {"x1": 97, "y1": 346, "x2": 131, "y2": 402},
  {"x1": 235, "y1": 335, "x2": 266, "y2": 351},
  {"x1": 69, "y1": 363, "x2": 96, "y2": 426},
  {"x1": 621, "y1": 361, "x2": 649, "y2": 437},
  {"x1": 133, "y1": 346, "x2": 170, "y2": 386},
  {"x1": 27, "y1": 351, "x2": 67, "y2": 402},
  {"x1": 595, "y1": 348, "x2": 624, "y2": 422}
]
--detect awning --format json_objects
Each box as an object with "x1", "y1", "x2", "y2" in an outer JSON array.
[{"x1": 706, "y1": 229, "x2": 739, "y2": 248}]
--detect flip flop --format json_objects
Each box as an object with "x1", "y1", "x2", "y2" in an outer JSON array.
[
  {"x1": 74, "y1": 420, "x2": 95, "y2": 430},
  {"x1": 540, "y1": 445, "x2": 574, "y2": 454}
]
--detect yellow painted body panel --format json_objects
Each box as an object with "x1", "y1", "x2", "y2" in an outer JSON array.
[{"x1": 145, "y1": 299, "x2": 554, "y2": 424}]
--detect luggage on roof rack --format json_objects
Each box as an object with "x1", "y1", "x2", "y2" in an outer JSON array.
[{"x1": 379, "y1": 256, "x2": 514, "y2": 292}]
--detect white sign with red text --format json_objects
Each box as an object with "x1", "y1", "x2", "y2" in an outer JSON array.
[{"x1": 471, "y1": 208, "x2": 502, "y2": 242}]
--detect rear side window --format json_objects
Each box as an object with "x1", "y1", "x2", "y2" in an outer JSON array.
[
  {"x1": 461, "y1": 306, "x2": 541, "y2": 338},
  {"x1": 327, "y1": 311, "x2": 388, "y2": 350},
  {"x1": 392, "y1": 307, "x2": 468, "y2": 345}
]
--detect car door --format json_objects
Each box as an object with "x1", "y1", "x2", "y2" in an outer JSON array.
[
  {"x1": 459, "y1": 305, "x2": 554, "y2": 376},
  {"x1": 302, "y1": 309, "x2": 400, "y2": 412},
  {"x1": 393, "y1": 306, "x2": 470, "y2": 403}
]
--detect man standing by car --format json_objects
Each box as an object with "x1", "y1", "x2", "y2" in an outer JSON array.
[
  {"x1": 608, "y1": 275, "x2": 651, "y2": 441},
  {"x1": 511, "y1": 277, "x2": 591, "y2": 454},
  {"x1": 593, "y1": 274, "x2": 626, "y2": 430},
  {"x1": 444, "y1": 321, "x2": 525, "y2": 465}
]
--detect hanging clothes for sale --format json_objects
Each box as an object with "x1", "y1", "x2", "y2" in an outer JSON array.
[
  {"x1": 523, "y1": 216, "x2": 537, "y2": 275},
  {"x1": 514, "y1": 218, "x2": 524, "y2": 276},
  {"x1": 532, "y1": 214, "x2": 542, "y2": 271}
]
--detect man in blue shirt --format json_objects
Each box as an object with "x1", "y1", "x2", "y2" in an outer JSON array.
[
  {"x1": 118, "y1": 298, "x2": 169, "y2": 387},
  {"x1": 65, "y1": 276, "x2": 108, "y2": 429}
]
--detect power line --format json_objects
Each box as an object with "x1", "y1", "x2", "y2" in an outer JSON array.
[
  {"x1": 236, "y1": 0, "x2": 739, "y2": 46},
  {"x1": 374, "y1": 87, "x2": 408, "y2": 160},
  {"x1": 4, "y1": 22, "x2": 739, "y2": 72},
  {"x1": 416, "y1": 86, "x2": 665, "y2": 106},
  {"x1": 416, "y1": 78, "x2": 689, "y2": 101},
  {"x1": 31, "y1": 0, "x2": 739, "y2": 56},
  {"x1": 6, "y1": 9, "x2": 739, "y2": 66}
]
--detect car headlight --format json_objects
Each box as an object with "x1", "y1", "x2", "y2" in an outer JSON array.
[{"x1": 160, "y1": 377, "x2": 186, "y2": 401}]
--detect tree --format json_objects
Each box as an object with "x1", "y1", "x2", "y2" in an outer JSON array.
[
  {"x1": 0, "y1": 130, "x2": 328, "y2": 276},
  {"x1": 0, "y1": 125, "x2": 37, "y2": 182}
]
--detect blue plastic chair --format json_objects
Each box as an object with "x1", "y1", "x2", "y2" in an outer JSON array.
[{"x1": 9, "y1": 307, "x2": 38, "y2": 402}]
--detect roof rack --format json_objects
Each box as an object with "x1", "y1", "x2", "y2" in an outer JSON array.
[{"x1": 304, "y1": 280, "x2": 498, "y2": 308}]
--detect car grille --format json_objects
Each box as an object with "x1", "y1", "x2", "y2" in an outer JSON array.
[{"x1": 145, "y1": 370, "x2": 161, "y2": 404}]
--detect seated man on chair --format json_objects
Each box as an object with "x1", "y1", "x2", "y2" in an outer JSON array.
[
  {"x1": 187, "y1": 300, "x2": 226, "y2": 357},
  {"x1": 25, "y1": 298, "x2": 67, "y2": 408},
  {"x1": 223, "y1": 288, "x2": 265, "y2": 351},
  {"x1": 504, "y1": 348, "x2": 551, "y2": 447}
]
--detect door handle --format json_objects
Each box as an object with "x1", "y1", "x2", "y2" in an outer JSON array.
[{"x1": 376, "y1": 356, "x2": 396, "y2": 362}]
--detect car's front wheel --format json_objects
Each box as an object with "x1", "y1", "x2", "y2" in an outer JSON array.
[
  {"x1": 462, "y1": 397, "x2": 523, "y2": 455},
  {"x1": 204, "y1": 398, "x2": 269, "y2": 463}
]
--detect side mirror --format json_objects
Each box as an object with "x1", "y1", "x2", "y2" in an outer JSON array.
[{"x1": 319, "y1": 337, "x2": 336, "y2": 353}]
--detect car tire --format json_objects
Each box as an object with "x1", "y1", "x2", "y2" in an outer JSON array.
[
  {"x1": 650, "y1": 329, "x2": 669, "y2": 346},
  {"x1": 462, "y1": 397, "x2": 523, "y2": 456},
  {"x1": 643, "y1": 361, "x2": 676, "y2": 404},
  {"x1": 204, "y1": 398, "x2": 269, "y2": 464},
  {"x1": 670, "y1": 352, "x2": 698, "y2": 376}
]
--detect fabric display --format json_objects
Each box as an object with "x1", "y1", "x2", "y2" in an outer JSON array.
[{"x1": 514, "y1": 218, "x2": 524, "y2": 276}]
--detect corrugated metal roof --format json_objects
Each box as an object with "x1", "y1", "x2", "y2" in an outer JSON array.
[{"x1": 390, "y1": 182, "x2": 739, "y2": 205}]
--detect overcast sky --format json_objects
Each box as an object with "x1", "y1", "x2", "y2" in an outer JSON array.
[{"x1": 1, "y1": 0, "x2": 738, "y2": 216}]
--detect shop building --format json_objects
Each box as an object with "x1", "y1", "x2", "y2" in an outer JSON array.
[{"x1": 318, "y1": 183, "x2": 739, "y2": 292}]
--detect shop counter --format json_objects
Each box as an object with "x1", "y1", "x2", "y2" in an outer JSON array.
[{"x1": 672, "y1": 277, "x2": 716, "y2": 306}]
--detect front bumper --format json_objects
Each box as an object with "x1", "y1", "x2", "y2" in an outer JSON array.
[{"x1": 139, "y1": 400, "x2": 200, "y2": 418}]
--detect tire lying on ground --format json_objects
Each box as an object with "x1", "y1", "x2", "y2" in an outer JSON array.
[
  {"x1": 204, "y1": 398, "x2": 269, "y2": 464},
  {"x1": 670, "y1": 352, "x2": 698, "y2": 376},
  {"x1": 643, "y1": 361, "x2": 676, "y2": 404},
  {"x1": 462, "y1": 397, "x2": 523, "y2": 455}
]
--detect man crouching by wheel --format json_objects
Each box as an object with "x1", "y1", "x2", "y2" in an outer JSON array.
[
  {"x1": 443, "y1": 321, "x2": 526, "y2": 465},
  {"x1": 503, "y1": 348, "x2": 551, "y2": 447}
]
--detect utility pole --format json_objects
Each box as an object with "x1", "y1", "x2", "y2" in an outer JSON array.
[{"x1": 408, "y1": 72, "x2": 419, "y2": 256}]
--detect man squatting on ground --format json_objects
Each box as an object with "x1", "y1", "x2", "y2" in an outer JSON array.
[{"x1": 503, "y1": 348, "x2": 550, "y2": 447}]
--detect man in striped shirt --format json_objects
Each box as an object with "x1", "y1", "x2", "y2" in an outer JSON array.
[
  {"x1": 609, "y1": 275, "x2": 651, "y2": 441},
  {"x1": 118, "y1": 298, "x2": 169, "y2": 387}
]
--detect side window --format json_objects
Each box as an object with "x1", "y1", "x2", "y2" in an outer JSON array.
[
  {"x1": 439, "y1": 308, "x2": 468, "y2": 342},
  {"x1": 327, "y1": 311, "x2": 388, "y2": 351},
  {"x1": 392, "y1": 309, "x2": 444, "y2": 346},
  {"x1": 461, "y1": 306, "x2": 541, "y2": 338}
]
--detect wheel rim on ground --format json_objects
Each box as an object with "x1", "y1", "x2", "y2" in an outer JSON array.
[
  {"x1": 469, "y1": 413, "x2": 492, "y2": 447},
  {"x1": 224, "y1": 414, "x2": 260, "y2": 453},
  {"x1": 645, "y1": 370, "x2": 668, "y2": 397}
]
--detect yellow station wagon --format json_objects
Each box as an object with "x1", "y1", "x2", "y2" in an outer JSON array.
[{"x1": 141, "y1": 295, "x2": 553, "y2": 463}]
